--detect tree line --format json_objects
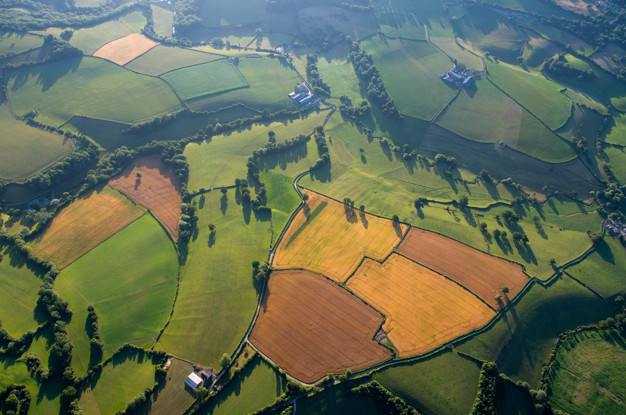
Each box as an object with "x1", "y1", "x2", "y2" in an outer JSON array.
[{"x1": 306, "y1": 55, "x2": 331, "y2": 96}]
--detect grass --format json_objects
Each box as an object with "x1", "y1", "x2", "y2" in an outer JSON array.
[
  {"x1": 0, "y1": 243, "x2": 46, "y2": 337},
  {"x1": 566, "y1": 237, "x2": 626, "y2": 299},
  {"x1": 486, "y1": 61, "x2": 572, "y2": 130},
  {"x1": 198, "y1": 0, "x2": 269, "y2": 28},
  {"x1": 151, "y1": 4, "x2": 174, "y2": 37},
  {"x1": 296, "y1": 379, "x2": 385, "y2": 415},
  {"x1": 54, "y1": 214, "x2": 178, "y2": 374},
  {"x1": 259, "y1": 171, "x2": 302, "y2": 245},
  {"x1": 360, "y1": 37, "x2": 454, "y2": 120},
  {"x1": 479, "y1": 0, "x2": 573, "y2": 18},
  {"x1": 604, "y1": 112, "x2": 626, "y2": 146},
  {"x1": 143, "y1": 358, "x2": 196, "y2": 415},
  {"x1": 198, "y1": 357, "x2": 285, "y2": 415},
  {"x1": 125, "y1": 45, "x2": 223, "y2": 76},
  {"x1": 604, "y1": 146, "x2": 626, "y2": 184},
  {"x1": 0, "y1": 101, "x2": 72, "y2": 180},
  {"x1": 185, "y1": 56, "x2": 302, "y2": 113},
  {"x1": 69, "y1": 20, "x2": 134, "y2": 55},
  {"x1": 376, "y1": 12, "x2": 426, "y2": 40},
  {"x1": 317, "y1": 46, "x2": 364, "y2": 103},
  {"x1": 457, "y1": 274, "x2": 614, "y2": 386},
  {"x1": 0, "y1": 31, "x2": 43, "y2": 56},
  {"x1": 119, "y1": 10, "x2": 147, "y2": 33},
  {"x1": 547, "y1": 329, "x2": 626, "y2": 415},
  {"x1": 79, "y1": 349, "x2": 159, "y2": 415},
  {"x1": 161, "y1": 59, "x2": 248, "y2": 101},
  {"x1": 156, "y1": 190, "x2": 272, "y2": 367},
  {"x1": 373, "y1": 350, "x2": 482, "y2": 415},
  {"x1": 7, "y1": 56, "x2": 183, "y2": 127},
  {"x1": 184, "y1": 112, "x2": 325, "y2": 192}
]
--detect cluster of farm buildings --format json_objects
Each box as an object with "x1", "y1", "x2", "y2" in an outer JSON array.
[
  {"x1": 606, "y1": 216, "x2": 626, "y2": 239},
  {"x1": 287, "y1": 83, "x2": 320, "y2": 108},
  {"x1": 440, "y1": 65, "x2": 475, "y2": 88},
  {"x1": 185, "y1": 369, "x2": 214, "y2": 390}
]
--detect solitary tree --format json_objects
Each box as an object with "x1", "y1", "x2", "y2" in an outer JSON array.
[
  {"x1": 494, "y1": 294, "x2": 502, "y2": 303},
  {"x1": 220, "y1": 353, "x2": 231, "y2": 369},
  {"x1": 136, "y1": 172, "x2": 141, "y2": 178},
  {"x1": 302, "y1": 193, "x2": 310, "y2": 203},
  {"x1": 501, "y1": 286, "x2": 509, "y2": 295},
  {"x1": 392, "y1": 214, "x2": 400, "y2": 223}
]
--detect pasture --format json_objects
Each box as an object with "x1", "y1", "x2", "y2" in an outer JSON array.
[
  {"x1": 479, "y1": 0, "x2": 573, "y2": 18},
  {"x1": 604, "y1": 112, "x2": 626, "y2": 146},
  {"x1": 7, "y1": 57, "x2": 183, "y2": 127},
  {"x1": 547, "y1": 330, "x2": 626, "y2": 415},
  {"x1": 109, "y1": 155, "x2": 182, "y2": 239},
  {"x1": 259, "y1": 171, "x2": 302, "y2": 243},
  {"x1": 273, "y1": 193, "x2": 406, "y2": 283},
  {"x1": 249, "y1": 270, "x2": 392, "y2": 383},
  {"x1": 79, "y1": 350, "x2": 159, "y2": 415},
  {"x1": 119, "y1": 10, "x2": 147, "y2": 33},
  {"x1": 376, "y1": 12, "x2": 426, "y2": 40},
  {"x1": 360, "y1": 37, "x2": 454, "y2": 120},
  {"x1": 486, "y1": 61, "x2": 572, "y2": 130},
  {"x1": 347, "y1": 254, "x2": 496, "y2": 357},
  {"x1": 198, "y1": 0, "x2": 269, "y2": 28},
  {"x1": 522, "y1": 35, "x2": 563, "y2": 69},
  {"x1": 161, "y1": 59, "x2": 247, "y2": 101},
  {"x1": 397, "y1": 227, "x2": 529, "y2": 307},
  {"x1": 198, "y1": 357, "x2": 285, "y2": 415},
  {"x1": 93, "y1": 33, "x2": 158, "y2": 66},
  {"x1": 0, "y1": 101, "x2": 72, "y2": 180},
  {"x1": 298, "y1": 6, "x2": 379, "y2": 41},
  {"x1": 144, "y1": 358, "x2": 196, "y2": 415},
  {"x1": 54, "y1": 213, "x2": 178, "y2": 374},
  {"x1": 151, "y1": 4, "x2": 174, "y2": 37},
  {"x1": 156, "y1": 190, "x2": 272, "y2": 367},
  {"x1": 0, "y1": 31, "x2": 43, "y2": 56},
  {"x1": 0, "y1": 356, "x2": 61, "y2": 415},
  {"x1": 603, "y1": 147, "x2": 626, "y2": 184},
  {"x1": 29, "y1": 185, "x2": 146, "y2": 268},
  {"x1": 69, "y1": 21, "x2": 134, "y2": 54},
  {"x1": 125, "y1": 45, "x2": 222, "y2": 76},
  {"x1": 317, "y1": 48, "x2": 364, "y2": 103}
]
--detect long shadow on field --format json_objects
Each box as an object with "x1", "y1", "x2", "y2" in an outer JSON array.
[
  {"x1": 221, "y1": 193, "x2": 228, "y2": 215},
  {"x1": 309, "y1": 162, "x2": 332, "y2": 183},
  {"x1": 258, "y1": 143, "x2": 309, "y2": 172},
  {"x1": 595, "y1": 240, "x2": 615, "y2": 265}
]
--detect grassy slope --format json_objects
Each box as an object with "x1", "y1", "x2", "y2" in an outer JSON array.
[
  {"x1": 0, "y1": 31, "x2": 43, "y2": 55},
  {"x1": 604, "y1": 146, "x2": 626, "y2": 183},
  {"x1": 259, "y1": 171, "x2": 302, "y2": 246},
  {"x1": 70, "y1": 21, "x2": 133, "y2": 54},
  {"x1": 54, "y1": 214, "x2": 178, "y2": 374},
  {"x1": 377, "y1": 11, "x2": 426, "y2": 40},
  {"x1": 151, "y1": 4, "x2": 174, "y2": 37},
  {"x1": 605, "y1": 112, "x2": 626, "y2": 146},
  {"x1": 0, "y1": 101, "x2": 72, "y2": 180},
  {"x1": 125, "y1": 45, "x2": 222, "y2": 76},
  {"x1": 457, "y1": 275, "x2": 613, "y2": 386},
  {"x1": 317, "y1": 44, "x2": 364, "y2": 103},
  {"x1": 119, "y1": 10, "x2": 146, "y2": 33},
  {"x1": 156, "y1": 191, "x2": 271, "y2": 367},
  {"x1": 7, "y1": 56, "x2": 182, "y2": 127}
]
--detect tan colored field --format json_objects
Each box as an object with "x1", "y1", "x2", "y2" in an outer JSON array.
[
  {"x1": 109, "y1": 155, "x2": 181, "y2": 239},
  {"x1": 30, "y1": 186, "x2": 146, "y2": 268},
  {"x1": 347, "y1": 255, "x2": 496, "y2": 358},
  {"x1": 249, "y1": 270, "x2": 392, "y2": 383},
  {"x1": 93, "y1": 33, "x2": 158, "y2": 65},
  {"x1": 397, "y1": 228, "x2": 529, "y2": 307},
  {"x1": 273, "y1": 193, "x2": 406, "y2": 282}
]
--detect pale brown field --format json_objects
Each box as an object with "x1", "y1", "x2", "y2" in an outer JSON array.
[
  {"x1": 347, "y1": 254, "x2": 496, "y2": 358},
  {"x1": 109, "y1": 155, "x2": 181, "y2": 239},
  {"x1": 273, "y1": 193, "x2": 406, "y2": 282},
  {"x1": 93, "y1": 33, "x2": 158, "y2": 65},
  {"x1": 30, "y1": 186, "x2": 146, "y2": 268},
  {"x1": 397, "y1": 228, "x2": 529, "y2": 307},
  {"x1": 249, "y1": 270, "x2": 392, "y2": 383}
]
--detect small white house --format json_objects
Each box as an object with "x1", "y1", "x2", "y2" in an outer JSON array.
[{"x1": 185, "y1": 372, "x2": 203, "y2": 389}]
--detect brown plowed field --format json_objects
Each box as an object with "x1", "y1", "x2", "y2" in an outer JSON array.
[
  {"x1": 249, "y1": 270, "x2": 392, "y2": 383},
  {"x1": 30, "y1": 186, "x2": 146, "y2": 268},
  {"x1": 93, "y1": 33, "x2": 158, "y2": 65},
  {"x1": 109, "y1": 155, "x2": 181, "y2": 239},
  {"x1": 273, "y1": 193, "x2": 406, "y2": 282},
  {"x1": 397, "y1": 228, "x2": 529, "y2": 307},
  {"x1": 347, "y1": 255, "x2": 495, "y2": 358}
]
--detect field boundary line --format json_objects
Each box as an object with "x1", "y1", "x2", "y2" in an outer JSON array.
[
  {"x1": 121, "y1": 42, "x2": 161, "y2": 68},
  {"x1": 431, "y1": 87, "x2": 461, "y2": 122},
  {"x1": 152, "y1": 261, "x2": 182, "y2": 348},
  {"x1": 155, "y1": 57, "x2": 229, "y2": 77},
  {"x1": 562, "y1": 271, "x2": 607, "y2": 301}
]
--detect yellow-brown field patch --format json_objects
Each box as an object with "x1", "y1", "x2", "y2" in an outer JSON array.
[
  {"x1": 93, "y1": 33, "x2": 158, "y2": 65},
  {"x1": 30, "y1": 186, "x2": 146, "y2": 268},
  {"x1": 272, "y1": 192, "x2": 406, "y2": 282},
  {"x1": 347, "y1": 254, "x2": 496, "y2": 358}
]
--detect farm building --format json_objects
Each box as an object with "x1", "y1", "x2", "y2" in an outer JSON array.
[
  {"x1": 185, "y1": 372, "x2": 203, "y2": 389},
  {"x1": 441, "y1": 66, "x2": 474, "y2": 88},
  {"x1": 287, "y1": 83, "x2": 320, "y2": 109}
]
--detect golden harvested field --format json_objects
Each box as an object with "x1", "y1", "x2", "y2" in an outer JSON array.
[
  {"x1": 249, "y1": 270, "x2": 392, "y2": 383},
  {"x1": 30, "y1": 186, "x2": 146, "y2": 268},
  {"x1": 273, "y1": 193, "x2": 406, "y2": 282},
  {"x1": 109, "y1": 155, "x2": 181, "y2": 239},
  {"x1": 397, "y1": 228, "x2": 529, "y2": 307},
  {"x1": 93, "y1": 33, "x2": 158, "y2": 65},
  {"x1": 347, "y1": 255, "x2": 496, "y2": 358}
]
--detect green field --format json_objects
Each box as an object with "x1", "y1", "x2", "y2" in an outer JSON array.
[
  {"x1": 316, "y1": 44, "x2": 364, "y2": 103},
  {"x1": 7, "y1": 56, "x2": 183, "y2": 127},
  {"x1": 119, "y1": 10, "x2": 147, "y2": 33},
  {"x1": 360, "y1": 37, "x2": 454, "y2": 120},
  {"x1": 184, "y1": 112, "x2": 325, "y2": 192},
  {"x1": 374, "y1": 351, "x2": 481, "y2": 415},
  {"x1": 198, "y1": 0, "x2": 270, "y2": 28},
  {"x1": 604, "y1": 146, "x2": 626, "y2": 183},
  {"x1": 79, "y1": 350, "x2": 159, "y2": 415},
  {"x1": 566, "y1": 237, "x2": 626, "y2": 298},
  {"x1": 161, "y1": 59, "x2": 248, "y2": 101},
  {"x1": 486, "y1": 61, "x2": 572, "y2": 130},
  {"x1": 185, "y1": 56, "x2": 303, "y2": 113},
  {"x1": 377, "y1": 12, "x2": 426, "y2": 40},
  {"x1": 125, "y1": 45, "x2": 223, "y2": 76},
  {"x1": 156, "y1": 191, "x2": 271, "y2": 367},
  {"x1": 604, "y1": 112, "x2": 626, "y2": 146},
  {"x1": 0, "y1": 102, "x2": 73, "y2": 180},
  {"x1": 151, "y1": 4, "x2": 174, "y2": 37},
  {"x1": 69, "y1": 20, "x2": 134, "y2": 54},
  {"x1": 0, "y1": 31, "x2": 43, "y2": 56},
  {"x1": 144, "y1": 358, "x2": 196, "y2": 415},
  {"x1": 198, "y1": 357, "x2": 285, "y2": 415},
  {"x1": 54, "y1": 214, "x2": 178, "y2": 374},
  {"x1": 479, "y1": 0, "x2": 573, "y2": 18},
  {"x1": 458, "y1": 275, "x2": 613, "y2": 386},
  {"x1": 548, "y1": 329, "x2": 626, "y2": 415},
  {"x1": 259, "y1": 171, "x2": 302, "y2": 245},
  {"x1": 0, "y1": 243, "x2": 45, "y2": 338}
]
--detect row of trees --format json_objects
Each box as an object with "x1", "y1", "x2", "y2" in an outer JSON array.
[
  {"x1": 542, "y1": 55, "x2": 594, "y2": 81},
  {"x1": 0, "y1": 384, "x2": 30, "y2": 415},
  {"x1": 312, "y1": 126, "x2": 330, "y2": 170},
  {"x1": 86, "y1": 305, "x2": 104, "y2": 364},
  {"x1": 306, "y1": 55, "x2": 331, "y2": 96},
  {"x1": 339, "y1": 97, "x2": 371, "y2": 121}
]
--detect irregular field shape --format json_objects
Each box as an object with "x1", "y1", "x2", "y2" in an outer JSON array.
[
  {"x1": 249, "y1": 270, "x2": 392, "y2": 383},
  {"x1": 151, "y1": 4, "x2": 174, "y2": 37},
  {"x1": 348, "y1": 255, "x2": 495, "y2": 357},
  {"x1": 124, "y1": 44, "x2": 222, "y2": 76},
  {"x1": 397, "y1": 228, "x2": 529, "y2": 307},
  {"x1": 161, "y1": 59, "x2": 248, "y2": 101},
  {"x1": 29, "y1": 185, "x2": 146, "y2": 268},
  {"x1": 69, "y1": 20, "x2": 134, "y2": 54},
  {"x1": 6, "y1": 56, "x2": 183, "y2": 127},
  {"x1": 109, "y1": 154, "x2": 181, "y2": 239},
  {"x1": 146, "y1": 358, "x2": 196, "y2": 415},
  {"x1": 0, "y1": 31, "x2": 43, "y2": 55},
  {"x1": 273, "y1": 193, "x2": 406, "y2": 282},
  {"x1": 93, "y1": 33, "x2": 158, "y2": 65}
]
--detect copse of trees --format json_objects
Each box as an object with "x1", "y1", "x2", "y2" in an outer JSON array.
[
  {"x1": 543, "y1": 55, "x2": 594, "y2": 81},
  {"x1": 351, "y1": 381, "x2": 420, "y2": 415},
  {"x1": 173, "y1": 0, "x2": 203, "y2": 35},
  {"x1": 86, "y1": 305, "x2": 104, "y2": 363},
  {"x1": 0, "y1": 385, "x2": 30, "y2": 415},
  {"x1": 470, "y1": 362, "x2": 504, "y2": 415},
  {"x1": 306, "y1": 55, "x2": 331, "y2": 96},
  {"x1": 339, "y1": 99, "x2": 371, "y2": 121},
  {"x1": 251, "y1": 261, "x2": 270, "y2": 289},
  {"x1": 311, "y1": 126, "x2": 330, "y2": 170}
]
